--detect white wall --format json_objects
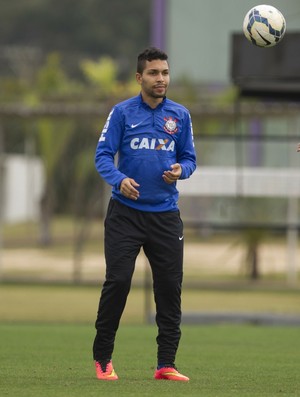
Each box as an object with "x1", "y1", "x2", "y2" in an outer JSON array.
[
  {"x1": 167, "y1": 0, "x2": 300, "y2": 83},
  {"x1": 3, "y1": 155, "x2": 44, "y2": 223}
]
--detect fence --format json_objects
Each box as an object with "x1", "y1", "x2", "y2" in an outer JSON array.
[{"x1": 177, "y1": 166, "x2": 300, "y2": 284}]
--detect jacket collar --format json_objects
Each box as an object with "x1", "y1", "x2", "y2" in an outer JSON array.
[{"x1": 139, "y1": 93, "x2": 166, "y2": 110}]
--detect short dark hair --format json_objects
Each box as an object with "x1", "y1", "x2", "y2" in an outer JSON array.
[{"x1": 137, "y1": 47, "x2": 168, "y2": 74}]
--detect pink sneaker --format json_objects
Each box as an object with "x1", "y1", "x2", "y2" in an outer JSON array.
[
  {"x1": 154, "y1": 366, "x2": 189, "y2": 382},
  {"x1": 95, "y1": 360, "x2": 118, "y2": 381}
]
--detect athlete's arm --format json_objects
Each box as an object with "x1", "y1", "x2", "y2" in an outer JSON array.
[
  {"x1": 162, "y1": 111, "x2": 196, "y2": 185},
  {"x1": 95, "y1": 107, "x2": 128, "y2": 189},
  {"x1": 176, "y1": 112, "x2": 196, "y2": 179}
]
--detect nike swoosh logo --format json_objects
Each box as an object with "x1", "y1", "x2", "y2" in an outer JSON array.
[
  {"x1": 131, "y1": 121, "x2": 143, "y2": 128},
  {"x1": 179, "y1": 236, "x2": 184, "y2": 240}
]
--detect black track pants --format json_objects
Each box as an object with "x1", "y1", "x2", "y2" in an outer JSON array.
[{"x1": 93, "y1": 198, "x2": 184, "y2": 365}]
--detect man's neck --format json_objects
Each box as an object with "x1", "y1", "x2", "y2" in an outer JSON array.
[{"x1": 141, "y1": 93, "x2": 164, "y2": 109}]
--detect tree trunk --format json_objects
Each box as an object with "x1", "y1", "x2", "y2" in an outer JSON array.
[
  {"x1": 247, "y1": 243, "x2": 259, "y2": 280},
  {"x1": 39, "y1": 182, "x2": 53, "y2": 246}
]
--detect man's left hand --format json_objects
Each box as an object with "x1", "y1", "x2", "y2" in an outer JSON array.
[{"x1": 162, "y1": 163, "x2": 182, "y2": 184}]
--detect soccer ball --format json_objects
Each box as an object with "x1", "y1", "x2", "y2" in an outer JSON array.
[{"x1": 243, "y1": 4, "x2": 286, "y2": 47}]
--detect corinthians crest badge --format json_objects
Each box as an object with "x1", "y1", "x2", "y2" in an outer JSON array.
[{"x1": 164, "y1": 117, "x2": 178, "y2": 134}]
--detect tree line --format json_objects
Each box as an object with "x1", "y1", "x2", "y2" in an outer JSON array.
[{"x1": 0, "y1": 0, "x2": 151, "y2": 80}]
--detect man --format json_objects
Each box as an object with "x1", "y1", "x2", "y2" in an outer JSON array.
[{"x1": 93, "y1": 47, "x2": 196, "y2": 382}]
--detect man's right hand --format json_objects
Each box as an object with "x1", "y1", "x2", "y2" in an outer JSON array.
[{"x1": 120, "y1": 178, "x2": 140, "y2": 200}]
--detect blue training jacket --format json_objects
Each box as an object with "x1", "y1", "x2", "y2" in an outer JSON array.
[{"x1": 95, "y1": 94, "x2": 197, "y2": 212}]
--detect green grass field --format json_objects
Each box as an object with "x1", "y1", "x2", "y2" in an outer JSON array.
[
  {"x1": 1, "y1": 284, "x2": 300, "y2": 396},
  {"x1": 1, "y1": 323, "x2": 300, "y2": 397}
]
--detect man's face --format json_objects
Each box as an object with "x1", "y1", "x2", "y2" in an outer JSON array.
[{"x1": 136, "y1": 59, "x2": 170, "y2": 100}]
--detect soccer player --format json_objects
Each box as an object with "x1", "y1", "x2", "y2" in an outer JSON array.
[{"x1": 93, "y1": 47, "x2": 196, "y2": 381}]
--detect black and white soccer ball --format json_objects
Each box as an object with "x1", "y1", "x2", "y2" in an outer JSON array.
[{"x1": 243, "y1": 4, "x2": 286, "y2": 47}]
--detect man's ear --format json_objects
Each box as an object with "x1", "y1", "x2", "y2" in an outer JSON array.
[{"x1": 136, "y1": 72, "x2": 142, "y2": 85}]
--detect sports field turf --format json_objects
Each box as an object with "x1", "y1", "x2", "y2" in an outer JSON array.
[
  {"x1": 1, "y1": 283, "x2": 300, "y2": 396},
  {"x1": 1, "y1": 323, "x2": 300, "y2": 396}
]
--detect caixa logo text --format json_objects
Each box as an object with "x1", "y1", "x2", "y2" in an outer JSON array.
[{"x1": 130, "y1": 138, "x2": 175, "y2": 151}]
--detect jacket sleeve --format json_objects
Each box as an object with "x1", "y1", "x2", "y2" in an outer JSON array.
[
  {"x1": 177, "y1": 111, "x2": 197, "y2": 179},
  {"x1": 94, "y1": 106, "x2": 127, "y2": 189}
]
